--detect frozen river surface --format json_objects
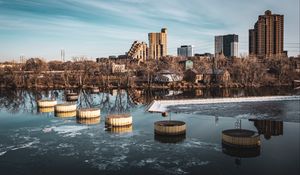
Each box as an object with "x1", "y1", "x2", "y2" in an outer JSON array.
[{"x1": 0, "y1": 89, "x2": 299, "y2": 175}]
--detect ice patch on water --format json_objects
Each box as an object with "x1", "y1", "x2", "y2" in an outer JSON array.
[
  {"x1": 176, "y1": 168, "x2": 188, "y2": 174},
  {"x1": 43, "y1": 125, "x2": 88, "y2": 137},
  {"x1": 0, "y1": 138, "x2": 40, "y2": 157},
  {"x1": 87, "y1": 133, "x2": 95, "y2": 137},
  {"x1": 0, "y1": 151, "x2": 7, "y2": 156},
  {"x1": 42, "y1": 127, "x2": 52, "y2": 133},
  {"x1": 182, "y1": 139, "x2": 221, "y2": 152},
  {"x1": 186, "y1": 160, "x2": 210, "y2": 167},
  {"x1": 233, "y1": 113, "x2": 283, "y2": 121},
  {"x1": 11, "y1": 140, "x2": 39, "y2": 151},
  {"x1": 57, "y1": 143, "x2": 74, "y2": 149},
  {"x1": 234, "y1": 114, "x2": 256, "y2": 120},
  {"x1": 136, "y1": 158, "x2": 157, "y2": 167}
]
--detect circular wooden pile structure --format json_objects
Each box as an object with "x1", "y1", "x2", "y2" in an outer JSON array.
[
  {"x1": 105, "y1": 114, "x2": 132, "y2": 127},
  {"x1": 106, "y1": 125, "x2": 133, "y2": 133},
  {"x1": 55, "y1": 111, "x2": 77, "y2": 118},
  {"x1": 77, "y1": 108, "x2": 100, "y2": 119},
  {"x1": 37, "y1": 100, "x2": 57, "y2": 108},
  {"x1": 55, "y1": 103, "x2": 77, "y2": 112},
  {"x1": 38, "y1": 107, "x2": 54, "y2": 113},
  {"x1": 222, "y1": 129, "x2": 260, "y2": 148},
  {"x1": 154, "y1": 120, "x2": 186, "y2": 136},
  {"x1": 66, "y1": 93, "x2": 79, "y2": 101},
  {"x1": 77, "y1": 117, "x2": 100, "y2": 125}
]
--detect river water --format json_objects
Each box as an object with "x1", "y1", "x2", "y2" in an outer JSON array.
[{"x1": 0, "y1": 88, "x2": 299, "y2": 175}]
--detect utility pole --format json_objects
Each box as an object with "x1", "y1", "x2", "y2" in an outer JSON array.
[{"x1": 61, "y1": 49, "x2": 65, "y2": 62}]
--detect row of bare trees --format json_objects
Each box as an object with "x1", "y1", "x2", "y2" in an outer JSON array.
[{"x1": 1, "y1": 56, "x2": 299, "y2": 89}]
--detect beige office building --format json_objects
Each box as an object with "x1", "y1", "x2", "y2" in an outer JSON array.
[{"x1": 148, "y1": 28, "x2": 167, "y2": 60}]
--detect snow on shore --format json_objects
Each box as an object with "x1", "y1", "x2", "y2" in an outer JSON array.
[{"x1": 148, "y1": 95, "x2": 300, "y2": 113}]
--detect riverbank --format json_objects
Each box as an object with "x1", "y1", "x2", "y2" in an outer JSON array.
[{"x1": 0, "y1": 82, "x2": 295, "y2": 90}]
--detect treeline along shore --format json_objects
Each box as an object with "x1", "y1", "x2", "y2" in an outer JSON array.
[{"x1": 0, "y1": 56, "x2": 300, "y2": 90}]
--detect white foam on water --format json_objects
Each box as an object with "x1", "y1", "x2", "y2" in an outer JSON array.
[
  {"x1": 176, "y1": 168, "x2": 188, "y2": 174},
  {"x1": 186, "y1": 160, "x2": 210, "y2": 167},
  {"x1": 57, "y1": 143, "x2": 74, "y2": 149},
  {"x1": 42, "y1": 127, "x2": 52, "y2": 133},
  {"x1": 148, "y1": 95, "x2": 300, "y2": 113}
]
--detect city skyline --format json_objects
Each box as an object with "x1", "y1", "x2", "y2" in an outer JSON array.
[{"x1": 0, "y1": 0, "x2": 299, "y2": 61}]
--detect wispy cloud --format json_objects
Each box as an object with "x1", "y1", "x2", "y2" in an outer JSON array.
[{"x1": 0, "y1": 0, "x2": 299, "y2": 60}]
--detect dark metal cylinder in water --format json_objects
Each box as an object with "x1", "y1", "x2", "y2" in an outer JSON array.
[{"x1": 162, "y1": 112, "x2": 168, "y2": 117}]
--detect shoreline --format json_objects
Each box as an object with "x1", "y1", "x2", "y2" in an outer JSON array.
[{"x1": 0, "y1": 83, "x2": 295, "y2": 90}]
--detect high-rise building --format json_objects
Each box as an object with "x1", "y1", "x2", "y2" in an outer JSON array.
[
  {"x1": 177, "y1": 45, "x2": 194, "y2": 57},
  {"x1": 249, "y1": 10, "x2": 284, "y2": 58},
  {"x1": 148, "y1": 28, "x2": 167, "y2": 60},
  {"x1": 215, "y1": 34, "x2": 239, "y2": 58},
  {"x1": 127, "y1": 41, "x2": 148, "y2": 62},
  {"x1": 215, "y1": 36, "x2": 223, "y2": 57}
]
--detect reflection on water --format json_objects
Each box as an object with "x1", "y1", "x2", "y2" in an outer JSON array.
[
  {"x1": 0, "y1": 89, "x2": 137, "y2": 114},
  {"x1": 154, "y1": 134, "x2": 186, "y2": 144},
  {"x1": 222, "y1": 143, "x2": 261, "y2": 158},
  {"x1": 55, "y1": 111, "x2": 77, "y2": 118},
  {"x1": 0, "y1": 87, "x2": 298, "y2": 115},
  {"x1": 38, "y1": 107, "x2": 54, "y2": 113},
  {"x1": 222, "y1": 143, "x2": 261, "y2": 167},
  {"x1": 0, "y1": 88, "x2": 299, "y2": 175},
  {"x1": 105, "y1": 125, "x2": 133, "y2": 133},
  {"x1": 220, "y1": 118, "x2": 287, "y2": 169},
  {"x1": 249, "y1": 119, "x2": 283, "y2": 140},
  {"x1": 77, "y1": 117, "x2": 101, "y2": 125}
]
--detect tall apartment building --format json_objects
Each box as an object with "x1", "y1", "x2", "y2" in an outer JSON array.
[
  {"x1": 127, "y1": 41, "x2": 148, "y2": 62},
  {"x1": 215, "y1": 34, "x2": 239, "y2": 58},
  {"x1": 148, "y1": 28, "x2": 167, "y2": 60},
  {"x1": 249, "y1": 10, "x2": 284, "y2": 58},
  {"x1": 177, "y1": 45, "x2": 194, "y2": 57}
]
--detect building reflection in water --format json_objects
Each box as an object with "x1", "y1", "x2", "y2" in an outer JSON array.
[
  {"x1": 154, "y1": 134, "x2": 186, "y2": 144},
  {"x1": 249, "y1": 119, "x2": 283, "y2": 140},
  {"x1": 222, "y1": 119, "x2": 284, "y2": 166}
]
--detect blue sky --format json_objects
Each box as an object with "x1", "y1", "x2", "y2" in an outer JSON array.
[{"x1": 0, "y1": 0, "x2": 299, "y2": 61}]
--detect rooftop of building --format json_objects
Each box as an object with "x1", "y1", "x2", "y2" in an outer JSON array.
[{"x1": 179, "y1": 45, "x2": 194, "y2": 48}]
